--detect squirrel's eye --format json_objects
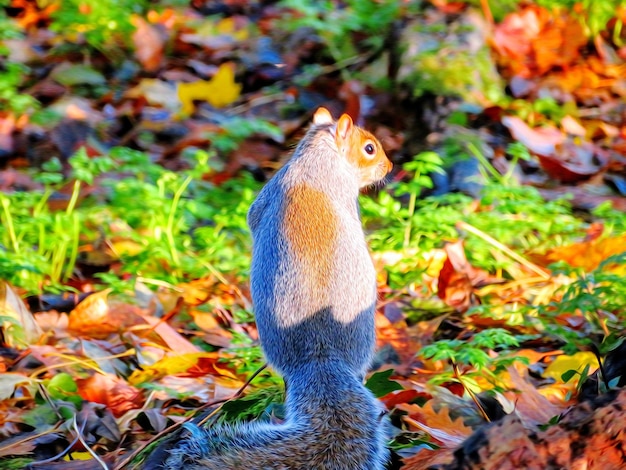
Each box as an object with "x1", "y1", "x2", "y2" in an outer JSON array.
[{"x1": 364, "y1": 143, "x2": 375, "y2": 155}]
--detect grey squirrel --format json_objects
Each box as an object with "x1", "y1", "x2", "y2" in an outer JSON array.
[{"x1": 163, "y1": 107, "x2": 393, "y2": 469}]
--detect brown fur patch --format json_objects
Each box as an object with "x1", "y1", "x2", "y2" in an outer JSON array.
[{"x1": 283, "y1": 184, "x2": 337, "y2": 293}]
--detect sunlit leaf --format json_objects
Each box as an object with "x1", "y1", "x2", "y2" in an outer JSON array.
[
  {"x1": 177, "y1": 63, "x2": 242, "y2": 115},
  {"x1": 543, "y1": 352, "x2": 599, "y2": 382},
  {"x1": 0, "y1": 282, "x2": 42, "y2": 347}
]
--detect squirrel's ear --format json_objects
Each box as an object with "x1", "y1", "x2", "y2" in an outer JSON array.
[
  {"x1": 336, "y1": 114, "x2": 353, "y2": 140},
  {"x1": 313, "y1": 107, "x2": 334, "y2": 126}
]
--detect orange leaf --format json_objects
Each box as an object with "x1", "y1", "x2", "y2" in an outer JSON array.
[
  {"x1": 437, "y1": 241, "x2": 499, "y2": 312},
  {"x1": 544, "y1": 234, "x2": 626, "y2": 271},
  {"x1": 68, "y1": 290, "x2": 153, "y2": 340},
  {"x1": 77, "y1": 373, "x2": 145, "y2": 418},
  {"x1": 501, "y1": 116, "x2": 564, "y2": 156},
  {"x1": 401, "y1": 400, "x2": 473, "y2": 446},
  {"x1": 131, "y1": 15, "x2": 165, "y2": 72},
  {"x1": 400, "y1": 400, "x2": 474, "y2": 470}
]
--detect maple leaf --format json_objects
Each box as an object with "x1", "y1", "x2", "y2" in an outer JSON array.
[{"x1": 401, "y1": 400, "x2": 474, "y2": 470}]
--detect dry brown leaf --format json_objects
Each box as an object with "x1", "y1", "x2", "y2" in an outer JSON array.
[
  {"x1": 34, "y1": 311, "x2": 69, "y2": 339},
  {"x1": 67, "y1": 290, "x2": 151, "y2": 339},
  {"x1": 437, "y1": 241, "x2": 499, "y2": 312},
  {"x1": 400, "y1": 400, "x2": 474, "y2": 446},
  {"x1": 401, "y1": 400, "x2": 474, "y2": 470},
  {"x1": 375, "y1": 311, "x2": 416, "y2": 366},
  {"x1": 503, "y1": 367, "x2": 565, "y2": 426},
  {"x1": 0, "y1": 434, "x2": 36, "y2": 458},
  {"x1": 536, "y1": 140, "x2": 608, "y2": 183},
  {"x1": 0, "y1": 282, "x2": 43, "y2": 347},
  {"x1": 140, "y1": 314, "x2": 200, "y2": 354}
]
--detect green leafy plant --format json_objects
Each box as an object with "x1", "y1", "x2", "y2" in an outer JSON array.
[
  {"x1": 0, "y1": 145, "x2": 259, "y2": 294},
  {"x1": 395, "y1": 151, "x2": 445, "y2": 249},
  {"x1": 420, "y1": 328, "x2": 527, "y2": 390},
  {"x1": 50, "y1": 0, "x2": 148, "y2": 55},
  {"x1": 538, "y1": 254, "x2": 626, "y2": 354},
  {"x1": 0, "y1": 61, "x2": 39, "y2": 115}
]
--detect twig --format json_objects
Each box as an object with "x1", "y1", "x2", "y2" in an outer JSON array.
[
  {"x1": 73, "y1": 414, "x2": 109, "y2": 469},
  {"x1": 197, "y1": 363, "x2": 268, "y2": 426},
  {"x1": 453, "y1": 362, "x2": 490, "y2": 422},
  {"x1": 456, "y1": 221, "x2": 551, "y2": 280}
]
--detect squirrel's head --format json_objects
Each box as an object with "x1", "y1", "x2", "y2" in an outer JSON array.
[{"x1": 313, "y1": 107, "x2": 392, "y2": 187}]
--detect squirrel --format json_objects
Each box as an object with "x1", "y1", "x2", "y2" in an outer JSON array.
[{"x1": 162, "y1": 107, "x2": 393, "y2": 470}]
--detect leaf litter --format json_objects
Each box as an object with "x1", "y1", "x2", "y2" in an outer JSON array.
[{"x1": 0, "y1": 0, "x2": 625, "y2": 468}]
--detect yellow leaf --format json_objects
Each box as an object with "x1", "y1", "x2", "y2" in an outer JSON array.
[
  {"x1": 177, "y1": 63, "x2": 241, "y2": 115},
  {"x1": 542, "y1": 351, "x2": 599, "y2": 382},
  {"x1": 64, "y1": 452, "x2": 93, "y2": 461},
  {"x1": 128, "y1": 352, "x2": 237, "y2": 385},
  {"x1": 110, "y1": 239, "x2": 145, "y2": 257},
  {"x1": 216, "y1": 17, "x2": 248, "y2": 41}
]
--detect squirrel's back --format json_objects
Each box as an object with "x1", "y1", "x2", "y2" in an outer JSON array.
[{"x1": 248, "y1": 108, "x2": 391, "y2": 377}]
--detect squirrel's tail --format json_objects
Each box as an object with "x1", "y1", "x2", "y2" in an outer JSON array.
[{"x1": 163, "y1": 365, "x2": 388, "y2": 470}]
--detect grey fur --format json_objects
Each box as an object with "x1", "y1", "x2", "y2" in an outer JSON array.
[{"x1": 163, "y1": 117, "x2": 389, "y2": 469}]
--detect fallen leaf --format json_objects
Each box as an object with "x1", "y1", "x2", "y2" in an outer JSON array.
[
  {"x1": 503, "y1": 367, "x2": 565, "y2": 425},
  {"x1": 131, "y1": 15, "x2": 165, "y2": 72},
  {"x1": 50, "y1": 62, "x2": 106, "y2": 87},
  {"x1": 544, "y1": 234, "x2": 626, "y2": 271},
  {"x1": 400, "y1": 400, "x2": 474, "y2": 469},
  {"x1": 128, "y1": 79, "x2": 180, "y2": 111},
  {"x1": 0, "y1": 434, "x2": 36, "y2": 458},
  {"x1": 177, "y1": 62, "x2": 242, "y2": 114},
  {"x1": 437, "y1": 241, "x2": 499, "y2": 312},
  {"x1": 543, "y1": 351, "x2": 600, "y2": 382},
  {"x1": 68, "y1": 290, "x2": 153, "y2": 339},
  {"x1": 0, "y1": 373, "x2": 32, "y2": 400},
  {"x1": 180, "y1": 16, "x2": 249, "y2": 49},
  {"x1": 128, "y1": 352, "x2": 237, "y2": 385},
  {"x1": 140, "y1": 314, "x2": 200, "y2": 354},
  {"x1": 0, "y1": 114, "x2": 16, "y2": 154},
  {"x1": 560, "y1": 115, "x2": 586, "y2": 136},
  {"x1": 491, "y1": 5, "x2": 586, "y2": 78},
  {"x1": 76, "y1": 373, "x2": 145, "y2": 417},
  {"x1": 501, "y1": 116, "x2": 564, "y2": 156},
  {"x1": 0, "y1": 281, "x2": 43, "y2": 347},
  {"x1": 400, "y1": 400, "x2": 474, "y2": 446},
  {"x1": 536, "y1": 140, "x2": 608, "y2": 183}
]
